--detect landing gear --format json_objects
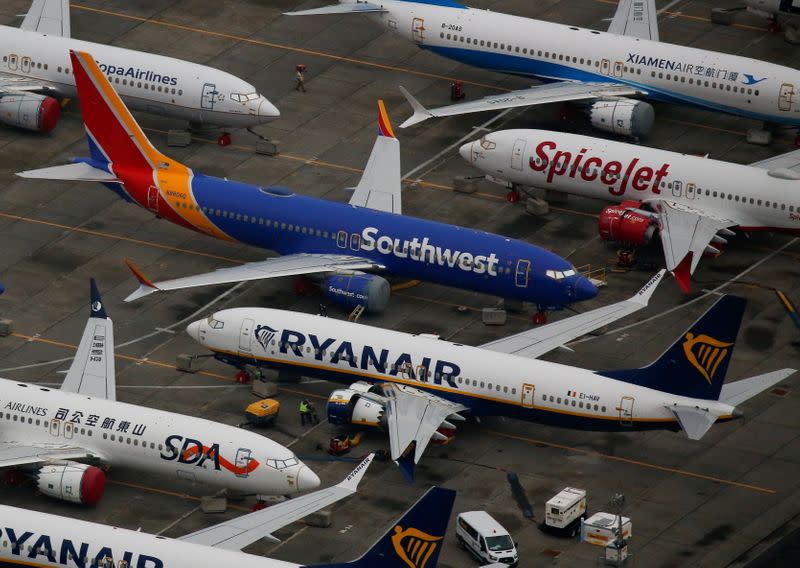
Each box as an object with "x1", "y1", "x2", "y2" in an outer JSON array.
[
  {"x1": 768, "y1": 19, "x2": 781, "y2": 33},
  {"x1": 293, "y1": 276, "x2": 315, "y2": 296},
  {"x1": 235, "y1": 370, "x2": 251, "y2": 384},
  {"x1": 616, "y1": 248, "x2": 637, "y2": 269},
  {"x1": 533, "y1": 311, "x2": 547, "y2": 325},
  {"x1": 506, "y1": 189, "x2": 521, "y2": 203},
  {"x1": 217, "y1": 132, "x2": 232, "y2": 146}
]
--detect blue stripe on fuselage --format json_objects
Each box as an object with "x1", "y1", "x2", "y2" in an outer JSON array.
[{"x1": 189, "y1": 173, "x2": 576, "y2": 306}]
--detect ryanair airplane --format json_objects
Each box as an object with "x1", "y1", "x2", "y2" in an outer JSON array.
[
  {"x1": 17, "y1": 50, "x2": 596, "y2": 319},
  {"x1": 187, "y1": 271, "x2": 795, "y2": 479}
]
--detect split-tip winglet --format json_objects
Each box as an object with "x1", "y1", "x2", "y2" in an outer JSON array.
[
  {"x1": 338, "y1": 453, "x2": 375, "y2": 492},
  {"x1": 398, "y1": 86, "x2": 433, "y2": 128},
  {"x1": 632, "y1": 269, "x2": 667, "y2": 305},
  {"x1": 123, "y1": 258, "x2": 159, "y2": 302}
]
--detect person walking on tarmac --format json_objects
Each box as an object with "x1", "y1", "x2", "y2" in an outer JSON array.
[
  {"x1": 295, "y1": 64, "x2": 307, "y2": 93},
  {"x1": 299, "y1": 399, "x2": 311, "y2": 426}
]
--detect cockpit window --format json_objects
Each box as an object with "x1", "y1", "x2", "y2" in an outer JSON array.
[
  {"x1": 479, "y1": 136, "x2": 496, "y2": 150},
  {"x1": 266, "y1": 457, "x2": 299, "y2": 470},
  {"x1": 231, "y1": 92, "x2": 260, "y2": 103},
  {"x1": 546, "y1": 269, "x2": 577, "y2": 280},
  {"x1": 206, "y1": 316, "x2": 225, "y2": 329}
]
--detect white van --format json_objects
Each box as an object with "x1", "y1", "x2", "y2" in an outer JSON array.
[{"x1": 456, "y1": 511, "x2": 519, "y2": 567}]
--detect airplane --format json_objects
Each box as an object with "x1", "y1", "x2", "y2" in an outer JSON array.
[
  {"x1": 0, "y1": 278, "x2": 320, "y2": 505},
  {"x1": 0, "y1": 454, "x2": 430, "y2": 568},
  {"x1": 458, "y1": 128, "x2": 800, "y2": 292},
  {"x1": 736, "y1": 0, "x2": 800, "y2": 31},
  {"x1": 286, "y1": 0, "x2": 800, "y2": 142},
  {"x1": 17, "y1": 50, "x2": 599, "y2": 323},
  {"x1": 186, "y1": 270, "x2": 795, "y2": 479},
  {"x1": 1, "y1": 0, "x2": 279, "y2": 143}
]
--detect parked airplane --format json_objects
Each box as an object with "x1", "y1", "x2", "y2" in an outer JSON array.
[
  {"x1": 0, "y1": 279, "x2": 320, "y2": 505},
  {"x1": 0, "y1": 454, "x2": 406, "y2": 568},
  {"x1": 458, "y1": 129, "x2": 800, "y2": 292},
  {"x1": 186, "y1": 271, "x2": 795, "y2": 480},
  {"x1": 17, "y1": 50, "x2": 598, "y2": 321},
  {"x1": 739, "y1": 0, "x2": 800, "y2": 30},
  {"x1": 287, "y1": 0, "x2": 800, "y2": 141},
  {"x1": 1, "y1": 0, "x2": 278, "y2": 142}
]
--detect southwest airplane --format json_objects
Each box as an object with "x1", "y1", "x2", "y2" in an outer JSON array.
[
  {"x1": 1, "y1": 0, "x2": 278, "y2": 142},
  {"x1": 186, "y1": 270, "x2": 794, "y2": 479},
  {"x1": 458, "y1": 129, "x2": 800, "y2": 292},
  {"x1": 0, "y1": 455, "x2": 418, "y2": 568},
  {"x1": 17, "y1": 51, "x2": 598, "y2": 321},
  {"x1": 287, "y1": 0, "x2": 800, "y2": 140},
  {"x1": 0, "y1": 279, "x2": 320, "y2": 505}
]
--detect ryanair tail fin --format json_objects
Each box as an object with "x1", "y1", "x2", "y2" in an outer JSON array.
[
  {"x1": 597, "y1": 295, "x2": 746, "y2": 400},
  {"x1": 306, "y1": 487, "x2": 456, "y2": 568}
]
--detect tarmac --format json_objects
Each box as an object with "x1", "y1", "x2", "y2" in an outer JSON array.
[{"x1": 0, "y1": 0, "x2": 799, "y2": 566}]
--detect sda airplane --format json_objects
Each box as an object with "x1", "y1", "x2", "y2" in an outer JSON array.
[
  {"x1": 1, "y1": 0, "x2": 278, "y2": 142},
  {"x1": 0, "y1": 279, "x2": 320, "y2": 505},
  {"x1": 0, "y1": 454, "x2": 422, "y2": 568},
  {"x1": 459, "y1": 129, "x2": 800, "y2": 292},
  {"x1": 186, "y1": 271, "x2": 795, "y2": 480},
  {"x1": 287, "y1": 0, "x2": 800, "y2": 141},
  {"x1": 17, "y1": 50, "x2": 598, "y2": 320}
]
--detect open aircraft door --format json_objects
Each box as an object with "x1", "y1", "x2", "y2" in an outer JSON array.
[
  {"x1": 779, "y1": 83, "x2": 795, "y2": 111},
  {"x1": 521, "y1": 384, "x2": 535, "y2": 408},
  {"x1": 510, "y1": 139, "x2": 526, "y2": 171},
  {"x1": 412, "y1": 18, "x2": 425, "y2": 43},
  {"x1": 239, "y1": 318, "x2": 254, "y2": 353},
  {"x1": 617, "y1": 396, "x2": 634, "y2": 426}
]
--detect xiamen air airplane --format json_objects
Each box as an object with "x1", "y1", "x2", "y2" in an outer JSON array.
[
  {"x1": 18, "y1": 50, "x2": 598, "y2": 320},
  {"x1": 187, "y1": 271, "x2": 795, "y2": 480},
  {"x1": 0, "y1": 280, "x2": 319, "y2": 505},
  {"x1": 287, "y1": 0, "x2": 800, "y2": 140},
  {"x1": 0, "y1": 0, "x2": 278, "y2": 142}
]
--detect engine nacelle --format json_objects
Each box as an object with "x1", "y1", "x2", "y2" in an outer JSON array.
[
  {"x1": 0, "y1": 93, "x2": 60, "y2": 132},
  {"x1": 35, "y1": 462, "x2": 106, "y2": 505},
  {"x1": 588, "y1": 99, "x2": 654, "y2": 139},
  {"x1": 327, "y1": 387, "x2": 386, "y2": 427},
  {"x1": 598, "y1": 204, "x2": 656, "y2": 246},
  {"x1": 322, "y1": 273, "x2": 390, "y2": 313}
]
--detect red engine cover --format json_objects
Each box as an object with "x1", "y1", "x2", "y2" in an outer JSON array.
[
  {"x1": 598, "y1": 205, "x2": 656, "y2": 246},
  {"x1": 38, "y1": 97, "x2": 61, "y2": 133},
  {"x1": 80, "y1": 466, "x2": 107, "y2": 505}
]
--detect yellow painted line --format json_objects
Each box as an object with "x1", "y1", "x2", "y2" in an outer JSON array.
[
  {"x1": 486, "y1": 429, "x2": 777, "y2": 494},
  {"x1": 391, "y1": 279, "x2": 421, "y2": 291},
  {"x1": 108, "y1": 479, "x2": 251, "y2": 511}
]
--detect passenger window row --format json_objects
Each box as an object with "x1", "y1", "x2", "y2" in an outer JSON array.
[{"x1": 543, "y1": 393, "x2": 606, "y2": 413}]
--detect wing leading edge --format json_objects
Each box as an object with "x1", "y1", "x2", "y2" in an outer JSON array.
[
  {"x1": 607, "y1": 0, "x2": 659, "y2": 41},
  {"x1": 20, "y1": 0, "x2": 70, "y2": 37}
]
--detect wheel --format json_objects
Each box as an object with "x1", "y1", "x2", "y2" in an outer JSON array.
[
  {"x1": 217, "y1": 133, "x2": 232, "y2": 146},
  {"x1": 768, "y1": 20, "x2": 781, "y2": 33},
  {"x1": 506, "y1": 190, "x2": 521, "y2": 203},
  {"x1": 457, "y1": 535, "x2": 466, "y2": 549},
  {"x1": 532, "y1": 312, "x2": 547, "y2": 325}
]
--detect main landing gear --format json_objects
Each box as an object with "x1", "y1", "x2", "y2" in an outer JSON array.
[
  {"x1": 506, "y1": 188, "x2": 521, "y2": 203},
  {"x1": 217, "y1": 132, "x2": 232, "y2": 146},
  {"x1": 533, "y1": 311, "x2": 548, "y2": 325}
]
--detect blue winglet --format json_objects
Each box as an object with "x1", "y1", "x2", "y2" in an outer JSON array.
[
  {"x1": 0, "y1": 282, "x2": 4, "y2": 295},
  {"x1": 89, "y1": 278, "x2": 108, "y2": 319},
  {"x1": 397, "y1": 453, "x2": 416, "y2": 484}
]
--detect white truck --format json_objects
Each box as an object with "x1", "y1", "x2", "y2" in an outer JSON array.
[
  {"x1": 541, "y1": 487, "x2": 587, "y2": 537},
  {"x1": 581, "y1": 512, "x2": 633, "y2": 547}
]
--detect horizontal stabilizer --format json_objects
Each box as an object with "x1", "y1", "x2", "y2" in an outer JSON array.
[
  {"x1": 720, "y1": 369, "x2": 796, "y2": 406},
  {"x1": 16, "y1": 162, "x2": 117, "y2": 182},
  {"x1": 284, "y1": 3, "x2": 387, "y2": 16},
  {"x1": 668, "y1": 405, "x2": 722, "y2": 440}
]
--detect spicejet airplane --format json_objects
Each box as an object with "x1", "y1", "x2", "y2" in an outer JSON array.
[
  {"x1": 1, "y1": 0, "x2": 278, "y2": 142},
  {"x1": 287, "y1": 0, "x2": 800, "y2": 140},
  {"x1": 0, "y1": 455, "x2": 396, "y2": 568},
  {"x1": 458, "y1": 128, "x2": 800, "y2": 292},
  {"x1": 0, "y1": 279, "x2": 319, "y2": 505},
  {"x1": 186, "y1": 273, "x2": 795, "y2": 480},
  {"x1": 17, "y1": 50, "x2": 598, "y2": 321}
]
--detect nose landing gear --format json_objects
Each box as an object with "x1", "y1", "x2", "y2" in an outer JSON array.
[{"x1": 217, "y1": 133, "x2": 232, "y2": 146}]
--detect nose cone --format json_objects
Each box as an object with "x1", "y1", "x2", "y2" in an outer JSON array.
[
  {"x1": 258, "y1": 97, "x2": 280, "y2": 122},
  {"x1": 296, "y1": 465, "x2": 321, "y2": 492},
  {"x1": 459, "y1": 141, "x2": 473, "y2": 163},
  {"x1": 573, "y1": 277, "x2": 598, "y2": 303},
  {"x1": 186, "y1": 320, "x2": 201, "y2": 342}
]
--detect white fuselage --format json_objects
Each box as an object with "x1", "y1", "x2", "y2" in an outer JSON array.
[
  {"x1": 189, "y1": 308, "x2": 736, "y2": 431},
  {"x1": 0, "y1": 505, "x2": 294, "y2": 568},
  {"x1": 0, "y1": 26, "x2": 278, "y2": 128},
  {"x1": 462, "y1": 129, "x2": 800, "y2": 232},
  {"x1": 0, "y1": 377, "x2": 317, "y2": 494},
  {"x1": 366, "y1": 0, "x2": 800, "y2": 125}
]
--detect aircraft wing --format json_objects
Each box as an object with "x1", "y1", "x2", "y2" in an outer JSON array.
[
  {"x1": 124, "y1": 254, "x2": 384, "y2": 302},
  {"x1": 178, "y1": 454, "x2": 374, "y2": 550},
  {"x1": 480, "y1": 270, "x2": 666, "y2": 358},
  {"x1": 720, "y1": 369, "x2": 796, "y2": 406},
  {"x1": 60, "y1": 279, "x2": 116, "y2": 401},
  {"x1": 284, "y1": 2, "x2": 387, "y2": 16},
  {"x1": 383, "y1": 384, "x2": 469, "y2": 481},
  {"x1": 749, "y1": 148, "x2": 800, "y2": 176},
  {"x1": 649, "y1": 200, "x2": 737, "y2": 293},
  {"x1": 20, "y1": 0, "x2": 70, "y2": 37},
  {"x1": 348, "y1": 101, "x2": 402, "y2": 214},
  {"x1": 0, "y1": 441, "x2": 97, "y2": 468},
  {"x1": 0, "y1": 72, "x2": 60, "y2": 96},
  {"x1": 607, "y1": 0, "x2": 659, "y2": 41},
  {"x1": 398, "y1": 83, "x2": 646, "y2": 128}
]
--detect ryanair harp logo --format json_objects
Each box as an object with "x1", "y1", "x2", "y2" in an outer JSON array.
[
  {"x1": 254, "y1": 324, "x2": 277, "y2": 351},
  {"x1": 682, "y1": 332, "x2": 733, "y2": 384},
  {"x1": 391, "y1": 525, "x2": 442, "y2": 568}
]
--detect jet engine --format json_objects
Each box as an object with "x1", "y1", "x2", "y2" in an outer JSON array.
[
  {"x1": 35, "y1": 462, "x2": 106, "y2": 505},
  {"x1": 598, "y1": 203, "x2": 657, "y2": 246},
  {"x1": 588, "y1": 99, "x2": 654, "y2": 139},
  {"x1": 327, "y1": 381, "x2": 387, "y2": 428},
  {"x1": 322, "y1": 273, "x2": 390, "y2": 313},
  {"x1": 0, "y1": 93, "x2": 61, "y2": 132}
]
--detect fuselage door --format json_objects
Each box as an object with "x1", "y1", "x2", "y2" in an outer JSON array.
[
  {"x1": 613, "y1": 61, "x2": 623, "y2": 78},
  {"x1": 49, "y1": 419, "x2": 61, "y2": 437},
  {"x1": 146, "y1": 185, "x2": 159, "y2": 213},
  {"x1": 686, "y1": 183, "x2": 696, "y2": 199},
  {"x1": 515, "y1": 259, "x2": 531, "y2": 288},
  {"x1": 618, "y1": 396, "x2": 634, "y2": 426},
  {"x1": 239, "y1": 318, "x2": 254, "y2": 352},
  {"x1": 235, "y1": 448, "x2": 252, "y2": 478},
  {"x1": 64, "y1": 421, "x2": 74, "y2": 439},
  {"x1": 671, "y1": 180, "x2": 683, "y2": 198},
  {"x1": 8, "y1": 54, "x2": 18, "y2": 71},
  {"x1": 21, "y1": 57, "x2": 31, "y2": 74},
  {"x1": 412, "y1": 17, "x2": 425, "y2": 44},
  {"x1": 779, "y1": 83, "x2": 795, "y2": 112},
  {"x1": 201, "y1": 83, "x2": 218, "y2": 110},
  {"x1": 521, "y1": 383, "x2": 535, "y2": 408},
  {"x1": 510, "y1": 139, "x2": 526, "y2": 171},
  {"x1": 336, "y1": 230, "x2": 348, "y2": 249},
  {"x1": 600, "y1": 59, "x2": 611, "y2": 76}
]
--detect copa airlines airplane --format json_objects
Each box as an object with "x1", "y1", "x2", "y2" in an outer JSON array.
[
  {"x1": 1, "y1": 0, "x2": 278, "y2": 142},
  {"x1": 459, "y1": 129, "x2": 800, "y2": 292},
  {"x1": 186, "y1": 270, "x2": 794, "y2": 479},
  {"x1": 0, "y1": 279, "x2": 320, "y2": 505},
  {"x1": 17, "y1": 50, "x2": 598, "y2": 320},
  {"x1": 287, "y1": 0, "x2": 800, "y2": 140},
  {"x1": 0, "y1": 455, "x2": 419, "y2": 568}
]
